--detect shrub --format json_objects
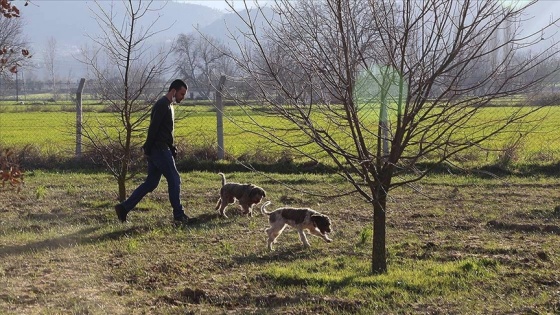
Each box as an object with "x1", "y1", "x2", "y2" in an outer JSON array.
[{"x1": 525, "y1": 92, "x2": 560, "y2": 106}]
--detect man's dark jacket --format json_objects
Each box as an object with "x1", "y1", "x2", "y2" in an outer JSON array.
[{"x1": 142, "y1": 96, "x2": 174, "y2": 155}]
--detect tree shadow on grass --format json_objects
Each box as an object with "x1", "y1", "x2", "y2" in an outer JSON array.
[
  {"x1": 0, "y1": 225, "x2": 147, "y2": 258},
  {"x1": 172, "y1": 212, "x2": 239, "y2": 232},
  {"x1": 232, "y1": 244, "x2": 317, "y2": 265},
  {"x1": 26, "y1": 211, "x2": 114, "y2": 225},
  {"x1": 181, "y1": 210, "x2": 273, "y2": 232}
]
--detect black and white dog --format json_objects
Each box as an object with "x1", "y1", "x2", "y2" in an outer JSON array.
[{"x1": 260, "y1": 201, "x2": 332, "y2": 250}]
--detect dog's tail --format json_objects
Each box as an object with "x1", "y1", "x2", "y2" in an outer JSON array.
[
  {"x1": 260, "y1": 201, "x2": 272, "y2": 215},
  {"x1": 218, "y1": 172, "x2": 226, "y2": 187}
]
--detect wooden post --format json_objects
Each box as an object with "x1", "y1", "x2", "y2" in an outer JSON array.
[
  {"x1": 216, "y1": 75, "x2": 226, "y2": 160},
  {"x1": 75, "y1": 78, "x2": 86, "y2": 158}
]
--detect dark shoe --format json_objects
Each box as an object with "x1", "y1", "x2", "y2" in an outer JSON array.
[
  {"x1": 114, "y1": 204, "x2": 127, "y2": 223},
  {"x1": 173, "y1": 214, "x2": 197, "y2": 226}
]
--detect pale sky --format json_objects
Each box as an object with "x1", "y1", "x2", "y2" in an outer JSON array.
[
  {"x1": 182, "y1": 0, "x2": 536, "y2": 12},
  {"x1": 500, "y1": 0, "x2": 531, "y2": 8},
  {"x1": 179, "y1": 0, "x2": 271, "y2": 12}
]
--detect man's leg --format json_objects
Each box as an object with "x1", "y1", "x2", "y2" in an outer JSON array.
[
  {"x1": 120, "y1": 157, "x2": 162, "y2": 213},
  {"x1": 150, "y1": 148, "x2": 185, "y2": 219}
]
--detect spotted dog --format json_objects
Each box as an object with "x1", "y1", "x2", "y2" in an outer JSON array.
[{"x1": 260, "y1": 201, "x2": 332, "y2": 250}]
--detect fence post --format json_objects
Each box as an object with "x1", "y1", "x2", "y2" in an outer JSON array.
[
  {"x1": 216, "y1": 75, "x2": 226, "y2": 160},
  {"x1": 75, "y1": 78, "x2": 86, "y2": 158}
]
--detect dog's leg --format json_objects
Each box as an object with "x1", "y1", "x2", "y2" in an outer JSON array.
[
  {"x1": 266, "y1": 227, "x2": 276, "y2": 250},
  {"x1": 309, "y1": 228, "x2": 333, "y2": 243},
  {"x1": 248, "y1": 205, "x2": 253, "y2": 217},
  {"x1": 216, "y1": 198, "x2": 228, "y2": 218},
  {"x1": 218, "y1": 202, "x2": 229, "y2": 218},
  {"x1": 297, "y1": 228, "x2": 312, "y2": 247},
  {"x1": 239, "y1": 202, "x2": 255, "y2": 217},
  {"x1": 266, "y1": 224, "x2": 286, "y2": 250},
  {"x1": 240, "y1": 203, "x2": 248, "y2": 214}
]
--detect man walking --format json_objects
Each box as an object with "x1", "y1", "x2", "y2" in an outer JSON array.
[{"x1": 114, "y1": 79, "x2": 192, "y2": 225}]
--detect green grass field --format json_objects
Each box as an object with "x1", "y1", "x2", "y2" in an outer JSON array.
[
  {"x1": 0, "y1": 105, "x2": 293, "y2": 158},
  {"x1": 2, "y1": 104, "x2": 560, "y2": 167}
]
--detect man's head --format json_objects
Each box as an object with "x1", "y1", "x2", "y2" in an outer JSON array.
[{"x1": 169, "y1": 79, "x2": 188, "y2": 103}]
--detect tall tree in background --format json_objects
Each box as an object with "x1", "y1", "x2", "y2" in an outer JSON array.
[
  {"x1": 174, "y1": 33, "x2": 235, "y2": 99},
  {"x1": 43, "y1": 36, "x2": 58, "y2": 99},
  {"x1": 226, "y1": 0, "x2": 560, "y2": 274},
  {"x1": 79, "y1": 0, "x2": 174, "y2": 201}
]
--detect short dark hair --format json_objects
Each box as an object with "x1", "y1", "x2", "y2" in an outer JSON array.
[{"x1": 169, "y1": 79, "x2": 187, "y2": 91}]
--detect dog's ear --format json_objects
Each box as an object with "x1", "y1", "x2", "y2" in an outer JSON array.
[
  {"x1": 311, "y1": 214, "x2": 322, "y2": 226},
  {"x1": 312, "y1": 214, "x2": 332, "y2": 233}
]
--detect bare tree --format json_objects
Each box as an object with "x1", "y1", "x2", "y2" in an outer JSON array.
[
  {"x1": 226, "y1": 0, "x2": 560, "y2": 274},
  {"x1": 43, "y1": 36, "x2": 58, "y2": 100},
  {"x1": 79, "y1": 0, "x2": 174, "y2": 201},
  {"x1": 174, "y1": 33, "x2": 236, "y2": 99}
]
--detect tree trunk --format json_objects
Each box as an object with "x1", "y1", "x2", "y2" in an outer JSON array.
[
  {"x1": 371, "y1": 183, "x2": 388, "y2": 274},
  {"x1": 118, "y1": 176, "x2": 127, "y2": 202}
]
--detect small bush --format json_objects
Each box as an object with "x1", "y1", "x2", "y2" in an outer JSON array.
[
  {"x1": 497, "y1": 133, "x2": 526, "y2": 168},
  {"x1": 525, "y1": 92, "x2": 560, "y2": 106},
  {"x1": 237, "y1": 146, "x2": 294, "y2": 165},
  {"x1": 176, "y1": 140, "x2": 222, "y2": 161}
]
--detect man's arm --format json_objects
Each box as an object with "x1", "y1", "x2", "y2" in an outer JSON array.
[{"x1": 143, "y1": 100, "x2": 168, "y2": 155}]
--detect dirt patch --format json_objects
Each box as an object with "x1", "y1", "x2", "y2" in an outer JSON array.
[{"x1": 487, "y1": 220, "x2": 560, "y2": 234}]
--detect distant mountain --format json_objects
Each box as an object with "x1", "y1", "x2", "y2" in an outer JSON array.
[
  {"x1": 197, "y1": 6, "x2": 274, "y2": 48},
  {"x1": 18, "y1": 1, "x2": 225, "y2": 79}
]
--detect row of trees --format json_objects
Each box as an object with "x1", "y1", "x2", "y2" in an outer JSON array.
[{"x1": 2, "y1": 0, "x2": 560, "y2": 274}]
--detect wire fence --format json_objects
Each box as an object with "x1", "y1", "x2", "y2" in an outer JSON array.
[
  {"x1": 0, "y1": 78, "x2": 301, "y2": 169},
  {"x1": 2, "y1": 78, "x2": 560, "y2": 170}
]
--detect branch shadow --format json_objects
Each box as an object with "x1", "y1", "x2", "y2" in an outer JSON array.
[
  {"x1": 0, "y1": 225, "x2": 147, "y2": 258},
  {"x1": 232, "y1": 244, "x2": 317, "y2": 265},
  {"x1": 174, "y1": 212, "x2": 239, "y2": 231}
]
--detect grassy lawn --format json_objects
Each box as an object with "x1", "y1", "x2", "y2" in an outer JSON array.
[
  {"x1": 1, "y1": 170, "x2": 559, "y2": 314},
  {"x1": 2, "y1": 104, "x2": 560, "y2": 167}
]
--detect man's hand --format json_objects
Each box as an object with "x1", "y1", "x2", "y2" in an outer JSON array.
[{"x1": 171, "y1": 145, "x2": 178, "y2": 159}]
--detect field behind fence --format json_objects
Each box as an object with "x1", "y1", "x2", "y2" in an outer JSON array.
[{"x1": 1, "y1": 102, "x2": 560, "y2": 169}]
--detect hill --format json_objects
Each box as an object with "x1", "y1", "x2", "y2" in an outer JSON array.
[{"x1": 18, "y1": 1, "x2": 225, "y2": 78}]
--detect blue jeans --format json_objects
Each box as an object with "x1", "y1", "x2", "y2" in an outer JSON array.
[{"x1": 120, "y1": 147, "x2": 185, "y2": 219}]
